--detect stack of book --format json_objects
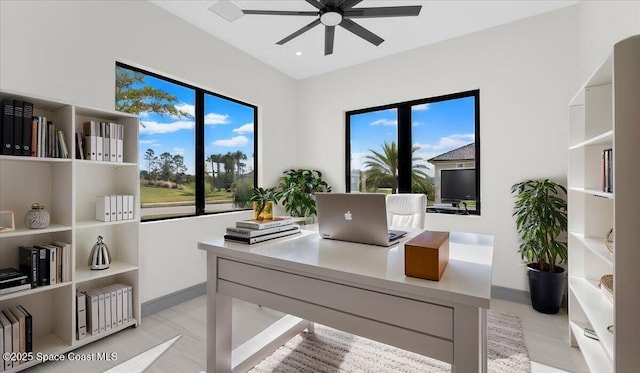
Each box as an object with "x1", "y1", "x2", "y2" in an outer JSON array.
[
  {"x1": 18, "y1": 242, "x2": 72, "y2": 290},
  {"x1": 224, "y1": 217, "x2": 300, "y2": 244},
  {"x1": 0, "y1": 305, "x2": 32, "y2": 369},
  {"x1": 0, "y1": 268, "x2": 30, "y2": 295},
  {"x1": 77, "y1": 283, "x2": 133, "y2": 339}
]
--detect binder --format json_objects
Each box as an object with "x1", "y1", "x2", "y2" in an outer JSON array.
[
  {"x1": 1, "y1": 99, "x2": 13, "y2": 155},
  {"x1": 85, "y1": 291, "x2": 99, "y2": 335},
  {"x1": 114, "y1": 285, "x2": 123, "y2": 325},
  {"x1": 104, "y1": 286, "x2": 118, "y2": 329},
  {"x1": 101, "y1": 122, "x2": 109, "y2": 161},
  {"x1": 12, "y1": 99, "x2": 23, "y2": 155},
  {"x1": 122, "y1": 194, "x2": 129, "y2": 220},
  {"x1": 109, "y1": 122, "x2": 117, "y2": 162},
  {"x1": 128, "y1": 195, "x2": 134, "y2": 220},
  {"x1": 35, "y1": 246, "x2": 50, "y2": 286},
  {"x1": 116, "y1": 195, "x2": 123, "y2": 221},
  {"x1": 76, "y1": 292, "x2": 87, "y2": 339},
  {"x1": 30, "y1": 118, "x2": 37, "y2": 157},
  {"x1": 18, "y1": 246, "x2": 38, "y2": 288},
  {"x1": 96, "y1": 196, "x2": 111, "y2": 222},
  {"x1": 110, "y1": 195, "x2": 117, "y2": 221},
  {"x1": 103, "y1": 288, "x2": 112, "y2": 331},
  {"x1": 120, "y1": 284, "x2": 129, "y2": 323},
  {"x1": 0, "y1": 311, "x2": 12, "y2": 369},
  {"x1": 116, "y1": 124, "x2": 124, "y2": 162},
  {"x1": 21, "y1": 101, "x2": 33, "y2": 156},
  {"x1": 47, "y1": 246, "x2": 56, "y2": 285}
]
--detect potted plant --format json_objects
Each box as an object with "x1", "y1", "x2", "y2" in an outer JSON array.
[
  {"x1": 249, "y1": 187, "x2": 277, "y2": 220},
  {"x1": 275, "y1": 169, "x2": 332, "y2": 222},
  {"x1": 511, "y1": 179, "x2": 568, "y2": 314}
]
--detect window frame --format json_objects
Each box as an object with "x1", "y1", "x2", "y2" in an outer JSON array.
[
  {"x1": 116, "y1": 62, "x2": 258, "y2": 222},
  {"x1": 345, "y1": 89, "x2": 480, "y2": 215}
]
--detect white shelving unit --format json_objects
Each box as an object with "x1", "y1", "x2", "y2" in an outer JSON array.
[
  {"x1": 567, "y1": 35, "x2": 640, "y2": 372},
  {"x1": 0, "y1": 89, "x2": 140, "y2": 371}
]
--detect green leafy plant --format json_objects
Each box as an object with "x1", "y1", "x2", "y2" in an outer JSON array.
[
  {"x1": 249, "y1": 187, "x2": 277, "y2": 218},
  {"x1": 511, "y1": 179, "x2": 568, "y2": 272},
  {"x1": 275, "y1": 169, "x2": 332, "y2": 218}
]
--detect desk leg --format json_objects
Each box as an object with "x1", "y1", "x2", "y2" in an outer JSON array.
[
  {"x1": 452, "y1": 306, "x2": 486, "y2": 373},
  {"x1": 207, "y1": 253, "x2": 232, "y2": 373}
]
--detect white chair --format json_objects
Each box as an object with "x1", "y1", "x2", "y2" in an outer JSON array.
[{"x1": 386, "y1": 193, "x2": 426, "y2": 230}]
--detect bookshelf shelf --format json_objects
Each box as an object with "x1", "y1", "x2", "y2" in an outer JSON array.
[
  {"x1": 0, "y1": 281, "x2": 72, "y2": 302},
  {"x1": 0, "y1": 89, "x2": 140, "y2": 372},
  {"x1": 75, "y1": 261, "x2": 138, "y2": 284},
  {"x1": 567, "y1": 35, "x2": 640, "y2": 370}
]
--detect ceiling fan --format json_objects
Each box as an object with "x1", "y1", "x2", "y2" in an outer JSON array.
[{"x1": 241, "y1": 0, "x2": 422, "y2": 55}]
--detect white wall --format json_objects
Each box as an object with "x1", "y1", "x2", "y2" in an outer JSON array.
[
  {"x1": 0, "y1": 0, "x2": 299, "y2": 302},
  {"x1": 298, "y1": 7, "x2": 580, "y2": 291},
  {"x1": 578, "y1": 1, "x2": 640, "y2": 81}
]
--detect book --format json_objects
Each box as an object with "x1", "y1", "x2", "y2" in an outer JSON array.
[
  {"x1": 18, "y1": 246, "x2": 38, "y2": 288},
  {"x1": 16, "y1": 306, "x2": 32, "y2": 353},
  {"x1": 76, "y1": 292, "x2": 87, "y2": 340},
  {"x1": 1, "y1": 99, "x2": 14, "y2": 155},
  {"x1": 235, "y1": 217, "x2": 294, "y2": 230},
  {"x1": 50, "y1": 241, "x2": 71, "y2": 283},
  {"x1": 0, "y1": 284, "x2": 31, "y2": 295},
  {"x1": 30, "y1": 118, "x2": 37, "y2": 157},
  {"x1": 226, "y1": 224, "x2": 299, "y2": 238},
  {"x1": 224, "y1": 227, "x2": 301, "y2": 244},
  {"x1": 0, "y1": 267, "x2": 26, "y2": 282},
  {"x1": 75, "y1": 132, "x2": 84, "y2": 160},
  {"x1": 12, "y1": 99, "x2": 23, "y2": 155},
  {"x1": 0, "y1": 311, "x2": 12, "y2": 369},
  {"x1": 9, "y1": 307, "x2": 25, "y2": 361},
  {"x1": 21, "y1": 101, "x2": 33, "y2": 156},
  {"x1": 0, "y1": 268, "x2": 29, "y2": 289},
  {"x1": 2, "y1": 310, "x2": 19, "y2": 363}
]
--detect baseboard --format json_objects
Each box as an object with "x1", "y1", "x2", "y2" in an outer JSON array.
[{"x1": 142, "y1": 282, "x2": 207, "y2": 317}]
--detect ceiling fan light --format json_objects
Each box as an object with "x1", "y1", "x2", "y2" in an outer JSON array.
[{"x1": 320, "y1": 11, "x2": 342, "y2": 26}]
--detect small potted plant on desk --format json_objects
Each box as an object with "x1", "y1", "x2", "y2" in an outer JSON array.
[
  {"x1": 511, "y1": 179, "x2": 568, "y2": 314},
  {"x1": 250, "y1": 187, "x2": 277, "y2": 220},
  {"x1": 275, "y1": 169, "x2": 332, "y2": 225}
]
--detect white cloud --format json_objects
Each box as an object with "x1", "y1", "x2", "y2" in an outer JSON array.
[
  {"x1": 205, "y1": 112, "x2": 230, "y2": 125},
  {"x1": 139, "y1": 120, "x2": 194, "y2": 135},
  {"x1": 233, "y1": 123, "x2": 254, "y2": 134},
  {"x1": 412, "y1": 103, "x2": 430, "y2": 111},
  {"x1": 140, "y1": 139, "x2": 157, "y2": 145},
  {"x1": 173, "y1": 147, "x2": 185, "y2": 156},
  {"x1": 370, "y1": 119, "x2": 397, "y2": 126},
  {"x1": 421, "y1": 133, "x2": 474, "y2": 151},
  {"x1": 175, "y1": 103, "x2": 195, "y2": 117},
  {"x1": 213, "y1": 136, "x2": 249, "y2": 147}
]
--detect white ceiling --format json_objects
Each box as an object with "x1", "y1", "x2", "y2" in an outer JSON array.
[{"x1": 150, "y1": 0, "x2": 578, "y2": 80}]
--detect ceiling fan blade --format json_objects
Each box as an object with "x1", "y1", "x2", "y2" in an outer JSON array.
[
  {"x1": 339, "y1": 18, "x2": 384, "y2": 46},
  {"x1": 276, "y1": 18, "x2": 322, "y2": 45},
  {"x1": 343, "y1": 6, "x2": 422, "y2": 18},
  {"x1": 305, "y1": 0, "x2": 324, "y2": 10},
  {"x1": 339, "y1": 0, "x2": 363, "y2": 9},
  {"x1": 243, "y1": 10, "x2": 318, "y2": 16},
  {"x1": 325, "y1": 26, "x2": 335, "y2": 55},
  {"x1": 324, "y1": 0, "x2": 339, "y2": 7}
]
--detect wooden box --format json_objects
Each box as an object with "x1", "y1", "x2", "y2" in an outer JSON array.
[{"x1": 404, "y1": 231, "x2": 450, "y2": 281}]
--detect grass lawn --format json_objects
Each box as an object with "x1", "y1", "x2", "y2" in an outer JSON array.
[{"x1": 140, "y1": 182, "x2": 235, "y2": 205}]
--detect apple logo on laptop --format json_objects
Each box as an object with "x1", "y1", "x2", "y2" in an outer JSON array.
[{"x1": 344, "y1": 210, "x2": 353, "y2": 221}]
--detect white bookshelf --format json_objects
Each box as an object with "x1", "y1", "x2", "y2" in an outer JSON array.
[
  {"x1": 0, "y1": 89, "x2": 140, "y2": 371},
  {"x1": 567, "y1": 35, "x2": 640, "y2": 372}
]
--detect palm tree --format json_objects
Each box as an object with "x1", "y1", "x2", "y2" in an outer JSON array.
[
  {"x1": 231, "y1": 151, "x2": 247, "y2": 179},
  {"x1": 363, "y1": 141, "x2": 429, "y2": 194},
  {"x1": 206, "y1": 154, "x2": 223, "y2": 192}
]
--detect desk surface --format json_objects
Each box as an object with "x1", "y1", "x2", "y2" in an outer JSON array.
[{"x1": 199, "y1": 230, "x2": 494, "y2": 308}]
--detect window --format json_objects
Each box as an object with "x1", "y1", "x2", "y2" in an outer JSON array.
[
  {"x1": 346, "y1": 90, "x2": 480, "y2": 215},
  {"x1": 115, "y1": 62, "x2": 257, "y2": 221}
]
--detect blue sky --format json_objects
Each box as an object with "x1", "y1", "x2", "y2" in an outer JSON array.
[
  {"x1": 132, "y1": 71, "x2": 255, "y2": 175},
  {"x1": 350, "y1": 96, "x2": 475, "y2": 177}
]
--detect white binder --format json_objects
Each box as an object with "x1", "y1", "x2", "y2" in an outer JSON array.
[
  {"x1": 96, "y1": 196, "x2": 111, "y2": 222},
  {"x1": 116, "y1": 195, "x2": 123, "y2": 221}
]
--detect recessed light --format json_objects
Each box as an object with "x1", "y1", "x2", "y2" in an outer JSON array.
[{"x1": 295, "y1": 51, "x2": 303, "y2": 56}]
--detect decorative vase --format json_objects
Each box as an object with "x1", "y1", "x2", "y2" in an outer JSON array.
[
  {"x1": 24, "y1": 203, "x2": 50, "y2": 229},
  {"x1": 253, "y1": 201, "x2": 274, "y2": 220},
  {"x1": 88, "y1": 236, "x2": 111, "y2": 270}
]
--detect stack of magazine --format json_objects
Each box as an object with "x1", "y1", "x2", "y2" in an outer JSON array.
[{"x1": 224, "y1": 217, "x2": 300, "y2": 244}]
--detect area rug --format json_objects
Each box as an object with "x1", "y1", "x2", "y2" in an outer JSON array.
[{"x1": 249, "y1": 311, "x2": 530, "y2": 373}]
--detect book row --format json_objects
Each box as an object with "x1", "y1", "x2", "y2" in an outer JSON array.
[
  {"x1": 601, "y1": 148, "x2": 613, "y2": 193},
  {"x1": 79, "y1": 121, "x2": 124, "y2": 162},
  {"x1": 16, "y1": 242, "x2": 72, "y2": 292},
  {"x1": 0, "y1": 305, "x2": 32, "y2": 370},
  {"x1": 76, "y1": 283, "x2": 133, "y2": 340},
  {"x1": 0, "y1": 99, "x2": 69, "y2": 158},
  {"x1": 224, "y1": 217, "x2": 300, "y2": 244},
  {"x1": 96, "y1": 195, "x2": 135, "y2": 222}
]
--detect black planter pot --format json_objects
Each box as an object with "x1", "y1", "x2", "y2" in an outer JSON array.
[{"x1": 527, "y1": 263, "x2": 566, "y2": 314}]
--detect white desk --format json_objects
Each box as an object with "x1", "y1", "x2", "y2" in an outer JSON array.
[{"x1": 198, "y1": 230, "x2": 494, "y2": 373}]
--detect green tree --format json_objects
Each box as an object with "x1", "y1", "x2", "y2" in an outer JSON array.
[
  {"x1": 222, "y1": 152, "x2": 235, "y2": 190},
  {"x1": 115, "y1": 67, "x2": 191, "y2": 118},
  {"x1": 158, "y1": 152, "x2": 174, "y2": 182},
  {"x1": 172, "y1": 154, "x2": 187, "y2": 184},
  {"x1": 144, "y1": 148, "x2": 157, "y2": 184},
  {"x1": 363, "y1": 141, "x2": 430, "y2": 195},
  {"x1": 231, "y1": 150, "x2": 247, "y2": 179}
]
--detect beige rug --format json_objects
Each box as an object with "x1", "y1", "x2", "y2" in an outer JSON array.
[{"x1": 249, "y1": 311, "x2": 530, "y2": 373}]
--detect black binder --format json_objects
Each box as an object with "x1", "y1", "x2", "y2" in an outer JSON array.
[
  {"x1": 13, "y1": 99, "x2": 23, "y2": 155},
  {"x1": 22, "y1": 101, "x2": 33, "y2": 156},
  {"x1": 1, "y1": 99, "x2": 14, "y2": 155}
]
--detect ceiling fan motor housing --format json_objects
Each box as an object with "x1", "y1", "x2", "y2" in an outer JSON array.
[{"x1": 320, "y1": 7, "x2": 344, "y2": 26}]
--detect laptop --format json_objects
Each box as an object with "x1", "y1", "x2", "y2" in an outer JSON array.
[{"x1": 315, "y1": 193, "x2": 408, "y2": 246}]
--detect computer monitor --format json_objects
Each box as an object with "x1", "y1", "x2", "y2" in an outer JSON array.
[{"x1": 440, "y1": 169, "x2": 476, "y2": 204}]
